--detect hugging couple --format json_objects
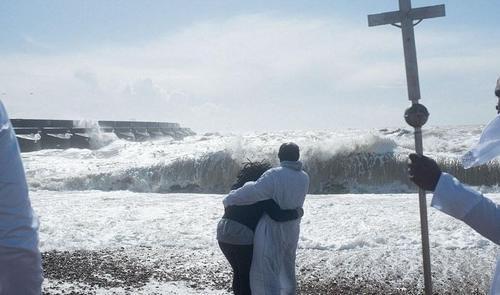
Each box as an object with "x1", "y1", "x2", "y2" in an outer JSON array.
[{"x1": 216, "y1": 142, "x2": 310, "y2": 295}]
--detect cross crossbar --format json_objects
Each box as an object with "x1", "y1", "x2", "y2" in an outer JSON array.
[{"x1": 368, "y1": 4, "x2": 445, "y2": 27}]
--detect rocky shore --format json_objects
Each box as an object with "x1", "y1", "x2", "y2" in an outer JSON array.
[{"x1": 41, "y1": 247, "x2": 488, "y2": 295}]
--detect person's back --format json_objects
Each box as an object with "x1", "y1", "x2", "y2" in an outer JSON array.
[
  {"x1": 252, "y1": 162, "x2": 308, "y2": 294},
  {"x1": 0, "y1": 100, "x2": 43, "y2": 294},
  {"x1": 218, "y1": 160, "x2": 304, "y2": 295},
  {"x1": 223, "y1": 143, "x2": 310, "y2": 294}
]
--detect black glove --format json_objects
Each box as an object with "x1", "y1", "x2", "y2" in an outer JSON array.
[{"x1": 408, "y1": 153, "x2": 442, "y2": 191}]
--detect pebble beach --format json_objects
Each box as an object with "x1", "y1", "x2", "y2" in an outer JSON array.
[{"x1": 33, "y1": 191, "x2": 497, "y2": 294}]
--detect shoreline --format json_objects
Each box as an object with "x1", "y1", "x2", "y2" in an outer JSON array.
[{"x1": 42, "y1": 248, "x2": 489, "y2": 295}]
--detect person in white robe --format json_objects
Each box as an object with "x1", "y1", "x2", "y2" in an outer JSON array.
[
  {"x1": 0, "y1": 101, "x2": 43, "y2": 294},
  {"x1": 408, "y1": 78, "x2": 500, "y2": 295},
  {"x1": 223, "y1": 143, "x2": 309, "y2": 295}
]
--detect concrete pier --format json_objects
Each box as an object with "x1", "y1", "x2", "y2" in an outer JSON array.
[{"x1": 11, "y1": 119, "x2": 195, "y2": 152}]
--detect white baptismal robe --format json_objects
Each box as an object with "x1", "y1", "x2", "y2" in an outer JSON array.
[
  {"x1": 0, "y1": 100, "x2": 43, "y2": 294},
  {"x1": 0, "y1": 102, "x2": 39, "y2": 252},
  {"x1": 223, "y1": 161, "x2": 309, "y2": 295},
  {"x1": 432, "y1": 173, "x2": 499, "y2": 294}
]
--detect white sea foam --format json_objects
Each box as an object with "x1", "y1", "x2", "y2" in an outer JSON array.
[
  {"x1": 21, "y1": 125, "x2": 495, "y2": 194},
  {"x1": 32, "y1": 190, "x2": 498, "y2": 293},
  {"x1": 26, "y1": 124, "x2": 498, "y2": 293}
]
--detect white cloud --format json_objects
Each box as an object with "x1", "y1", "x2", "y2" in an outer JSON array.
[
  {"x1": 0, "y1": 14, "x2": 499, "y2": 132},
  {"x1": 74, "y1": 70, "x2": 100, "y2": 91}
]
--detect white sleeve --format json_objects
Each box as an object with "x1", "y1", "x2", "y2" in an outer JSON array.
[
  {"x1": 432, "y1": 172, "x2": 500, "y2": 245},
  {"x1": 223, "y1": 170, "x2": 275, "y2": 207},
  {"x1": 462, "y1": 195, "x2": 500, "y2": 244},
  {"x1": 431, "y1": 172, "x2": 482, "y2": 220},
  {"x1": 0, "y1": 101, "x2": 27, "y2": 184}
]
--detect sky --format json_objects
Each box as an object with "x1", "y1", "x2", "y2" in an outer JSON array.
[{"x1": 0, "y1": 0, "x2": 499, "y2": 132}]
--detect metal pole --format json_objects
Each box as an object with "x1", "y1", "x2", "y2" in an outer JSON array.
[
  {"x1": 399, "y1": 1, "x2": 432, "y2": 293},
  {"x1": 414, "y1": 126, "x2": 433, "y2": 295},
  {"x1": 369, "y1": 1, "x2": 446, "y2": 293},
  {"x1": 405, "y1": 103, "x2": 432, "y2": 294}
]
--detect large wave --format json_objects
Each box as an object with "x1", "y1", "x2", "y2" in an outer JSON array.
[{"x1": 23, "y1": 126, "x2": 500, "y2": 194}]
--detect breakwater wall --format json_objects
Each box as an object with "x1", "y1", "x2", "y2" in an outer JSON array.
[{"x1": 11, "y1": 119, "x2": 195, "y2": 152}]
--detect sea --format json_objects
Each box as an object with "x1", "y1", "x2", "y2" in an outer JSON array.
[{"x1": 26, "y1": 125, "x2": 499, "y2": 294}]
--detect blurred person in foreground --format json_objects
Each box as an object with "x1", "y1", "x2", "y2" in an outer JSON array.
[
  {"x1": 217, "y1": 160, "x2": 303, "y2": 295},
  {"x1": 408, "y1": 78, "x2": 500, "y2": 294},
  {"x1": 0, "y1": 101, "x2": 43, "y2": 294},
  {"x1": 223, "y1": 143, "x2": 309, "y2": 294}
]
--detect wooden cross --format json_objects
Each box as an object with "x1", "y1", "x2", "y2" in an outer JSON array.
[{"x1": 368, "y1": 1, "x2": 445, "y2": 295}]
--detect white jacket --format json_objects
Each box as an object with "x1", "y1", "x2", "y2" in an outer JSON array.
[
  {"x1": 432, "y1": 172, "x2": 499, "y2": 294},
  {"x1": 0, "y1": 101, "x2": 43, "y2": 295},
  {"x1": 0, "y1": 101, "x2": 39, "y2": 253},
  {"x1": 223, "y1": 161, "x2": 309, "y2": 295}
]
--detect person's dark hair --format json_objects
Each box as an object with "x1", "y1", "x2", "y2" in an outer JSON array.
[
  {"x1": 231, "y1": 160, "x2": 272, "y2": 190},
  {"x1": 278, "y1": 142, "x2": 300, "y2": 162}
]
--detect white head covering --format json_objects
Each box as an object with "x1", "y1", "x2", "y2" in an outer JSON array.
[
  {"x1": 462, "y1": 115, "x2": 500, "y2": 168},
  {"x1": 462, "y1": 78, "x2": 500, "y2": 168}
]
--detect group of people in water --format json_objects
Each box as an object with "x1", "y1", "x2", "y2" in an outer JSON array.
[{"x1": 0, "y1": 78, "x2": 499, "y2": 295}]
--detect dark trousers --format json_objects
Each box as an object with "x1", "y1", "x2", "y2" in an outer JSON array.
[{"x1": 218, "y1": 241, "x2": 253, "y2": 295}]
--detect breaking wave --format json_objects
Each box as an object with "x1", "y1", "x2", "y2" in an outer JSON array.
[{"x1": 23, "y1": 126, "x2": 500, "y2": 194}]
